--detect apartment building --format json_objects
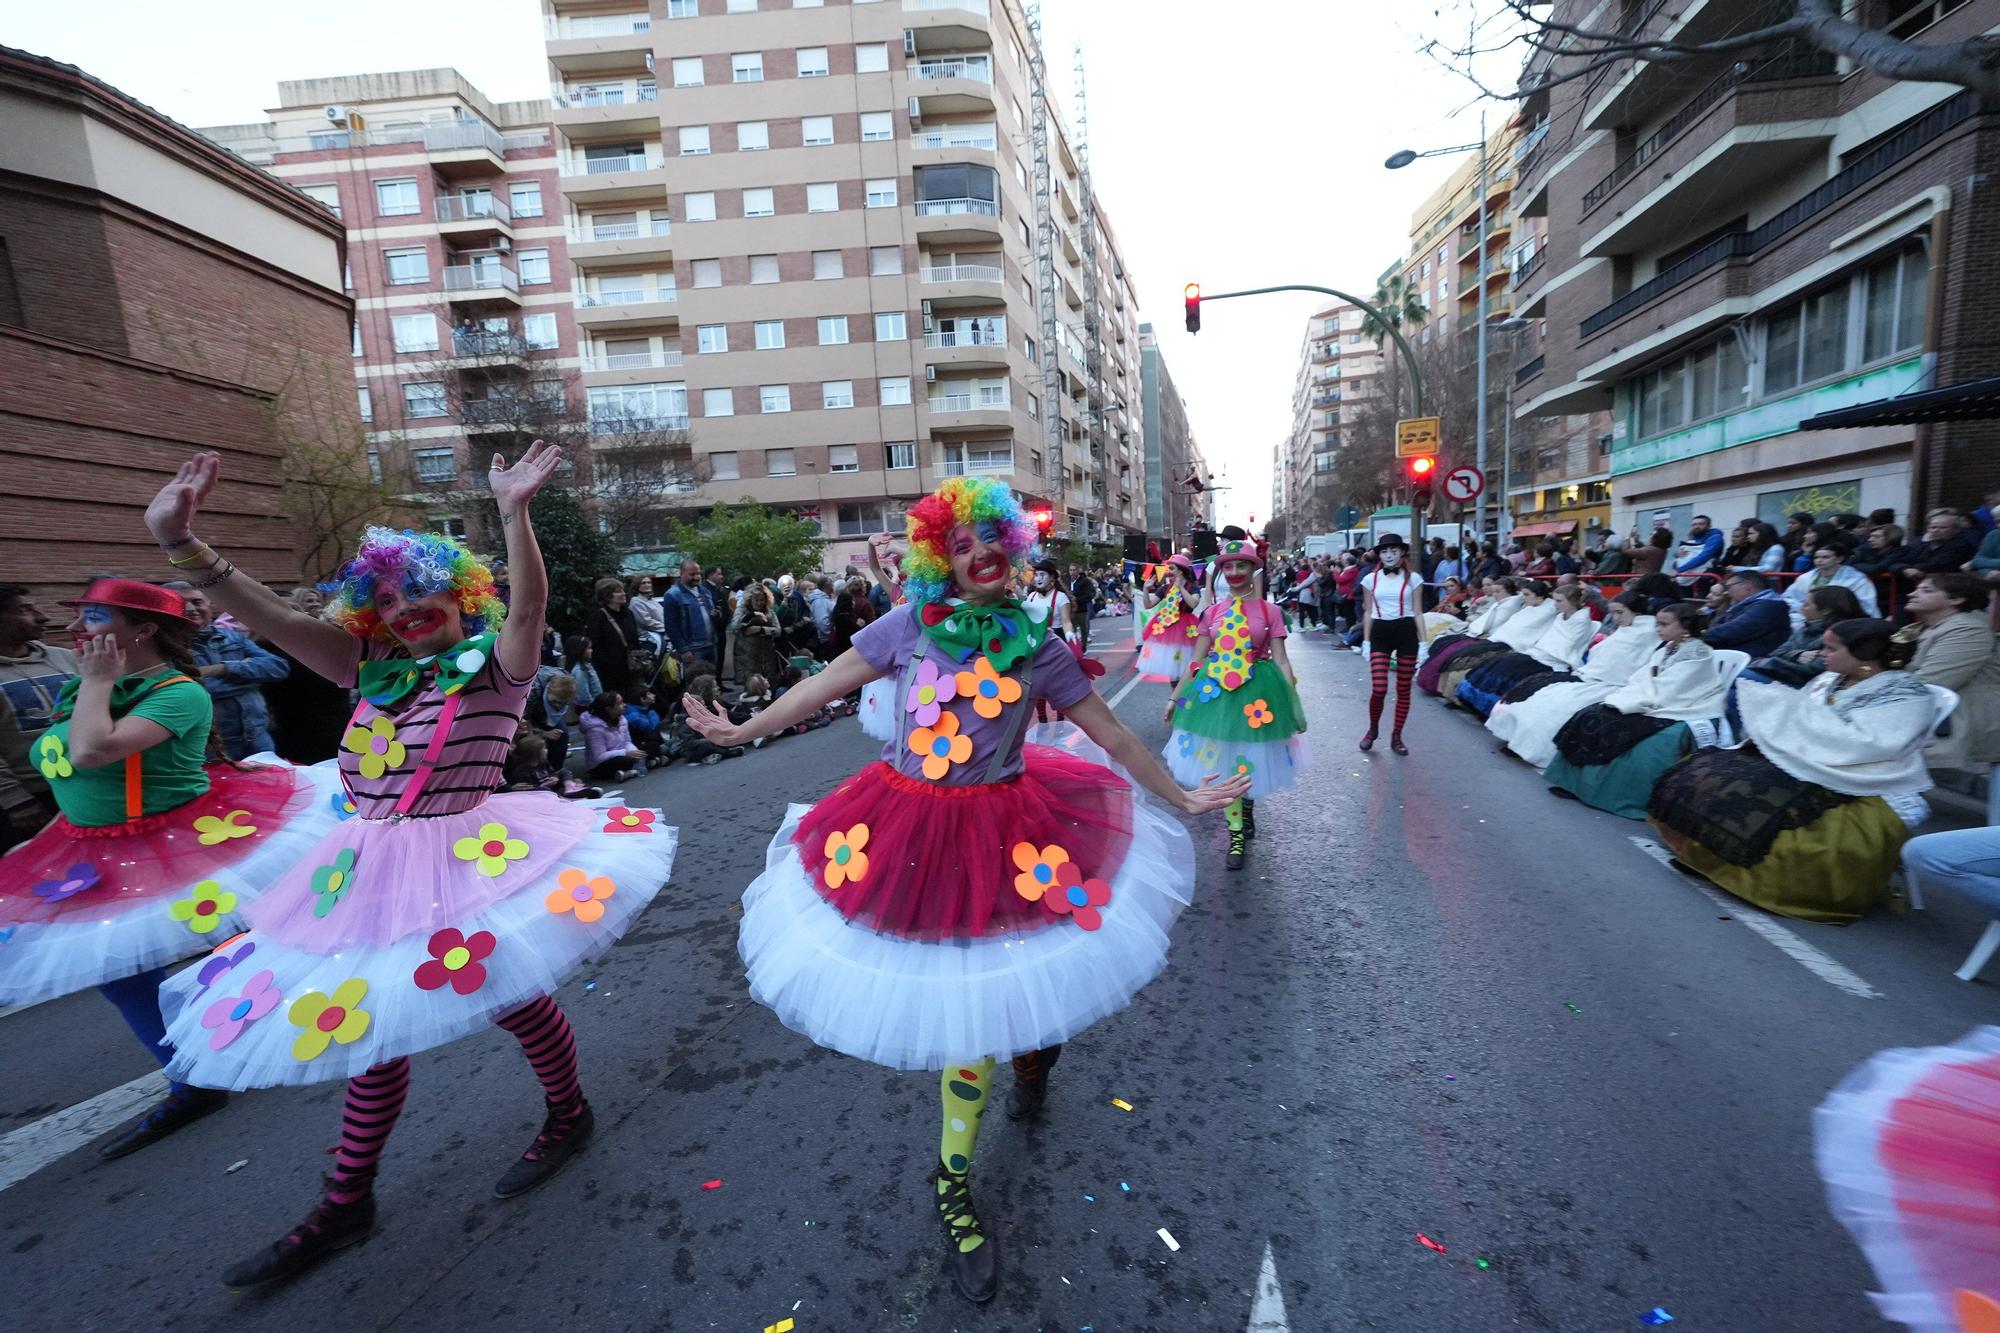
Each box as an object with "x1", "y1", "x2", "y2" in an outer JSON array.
[
  {"x1": 1283, "y1": 300, "x2": 1384, "y2": 536},
  {"x1": 202, "y1": 71, "x2": 580, "y2": 549},
  {"x1": 1138, "y1": 322, "x2": 1209, "y2": 541},
  {"x1": 544, "y1": 0, "x2": 1147, "y2": 570},
  {"x1": 3, "y1": 47, "x2": 356, "y2": 594},
  {"x1": 1400, "y1": 120, "x2": 1521, "y2": 356},
  {"x1": 1514, "y1": 0, "x2": 2000, "y2": 537}
]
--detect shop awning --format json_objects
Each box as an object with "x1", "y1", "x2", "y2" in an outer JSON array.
[
  {"x1": 1798, "y1": 375, "x2": 2000, "y2": 429},
  {"x1": 1508, "y1": 520, "x2": 1577, "y2": 539}
]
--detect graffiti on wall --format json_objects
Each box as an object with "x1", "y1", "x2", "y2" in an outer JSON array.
[{"x1": 1756, "y1": 481, "x2": 1861, "y2": 527}]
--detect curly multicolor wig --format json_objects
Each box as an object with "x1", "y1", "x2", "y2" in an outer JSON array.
[
  {"x1": 325, "y1": 526, "x2": 505, "y2": 643},
  {"x1": 902, "y1": 477, "x2": 1037, "y2": 605}
]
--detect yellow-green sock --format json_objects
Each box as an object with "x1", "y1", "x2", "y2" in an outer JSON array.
[
  {"x1": 937, "y1": 1058, "x2": 994, "y2": 1253},
  {"x1": 1226, "y1": 798, "x2": 1244, "y2": 832}
]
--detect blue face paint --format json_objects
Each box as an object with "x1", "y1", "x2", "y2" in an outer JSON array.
[
  {"x1": 975, "y1": 520, "x2": 1003, "y2": 545},
  {"x1": 80, "y1": 605, "x2": 115, "y2": 630}
]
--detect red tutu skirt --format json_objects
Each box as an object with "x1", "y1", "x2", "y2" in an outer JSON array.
[
  {"x1": 793, "y1": 744, "x2": 1134, "y2": 941},
  {"x1": 0, "y1": 765, "x2": 305, "y2": 928}
]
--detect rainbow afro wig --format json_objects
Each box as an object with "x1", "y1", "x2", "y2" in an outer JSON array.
[
  {"x1": 326, "y1": 526, "x2": 505, "y2": 644},
  {"x1": 902, "y1": 477, "x2": 1037, "y2": 605}
]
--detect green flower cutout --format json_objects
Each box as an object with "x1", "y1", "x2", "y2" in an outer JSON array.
[
  {"x1": 1231, "y1": 755, "x2": 1255, "y2": 780},
  {"x1": 311, "y1": 848, "x2": 359, "y2": 918},
  {"x1": 36, "y1": 734, "x2": 73, "y2": 780}
]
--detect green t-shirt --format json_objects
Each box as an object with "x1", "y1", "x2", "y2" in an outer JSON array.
[{"x1": 40, "y1": 673, "x2": 213, "y2": 827}]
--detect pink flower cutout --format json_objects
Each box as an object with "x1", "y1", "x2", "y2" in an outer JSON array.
[
  {"x1": 904, "y1": 658, "x2": 959, "y2": 728},
  {"x1": 200, "y1": 969, "x2": 281, "y2": 1051},
  {"x1": 412, "y1": 927, "x2": 496, "y2": 995},
  {"x1": 603, "y1": 806, "x2": 657, "y2": 835},
  {"x1": 31, "y1": 862, "x2": 98, "y2": 904}
]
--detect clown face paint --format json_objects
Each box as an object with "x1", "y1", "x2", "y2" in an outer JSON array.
[{"x1": 1220, "y1": 560, "x2": 1257, "y2": 593}]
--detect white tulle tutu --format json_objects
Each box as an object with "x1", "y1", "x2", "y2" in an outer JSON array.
[
  {"x1": 857, "y1": 677, "x2": 897, "y2": 742},
  {"x1": 1164, "y1": 731, "x2": 1311, "y2": 800},
  {"x1": 738, "y1": 787, "x2": 1194, "y2": 1072},
  {"x1": 1134, "y1": 640, "x2": 1192, "y2": 682}
]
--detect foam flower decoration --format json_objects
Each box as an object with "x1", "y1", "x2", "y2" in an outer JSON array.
[
  {"x1": 1231, "y1": 755, "x2": 1256, "y2": 780},
  {"x1": 823, "y1": 824, "x2": 870, "y2": 889},
  {"x1": 602, "y1": 806, "x2": 656, "y2": 835},
  {"x1": 453, "y1": 821, "x2": 529, "y2": 877},
  {"x1": 344, "y1": 717, "x2": 406, "y2": 779},
  {"x1": 31, "y1": 862, "x2": 99, "y2": 904},
  {"x1": 170, "y1": 881, "x2": 237, "y2": 934},
  {"x1": 1011, "y1": 842, "x2": 1072, "y2": 903},
  {"x1": 1195, "y1": 678, "x2": 1221, "y2": 703},
  {"x1": 908, "y1": 710, "x2": 973, "y2": 781},
  {"x1": 311, "y1": 849, "x2": 359, "y2": 918},
  {"x1": 36, "y1": 734, "x2": 72, "y2": 781},
  {"x1": 195, "y1": 938, "x2": 256, "y2": 991},
  {"x1": 546, "y1": 867, "x2": 616, "y2": 923},
  {"x1": 194, "y1": 809, "x2": 257, "y2": 845},
  {"x1": 1043, "y1": 873, "x2": 1112, "y2": 931},
  {"x1": 1176, "y1": 733, "x2": 1196, "y2": 758},
  {"x1": 1196, "y1": 739, "x2": 1220, "y2": 769},
  {"x1": 330, "y1": 792, "x2": 359, "y2": 821},
  {"x1": 289, "y1": 979, "x2": 372, "y2": 1061},
  {"x1": 201, "y1": 969, "x2": 281, "y2": 1050},
  {"x1": 954, "y1": 656, "x2": 1022, "y2": 720},
  {"x1": 904, "y1": 658, "x2": 958, "y2": 727},
  {"x1": 413, "y1": 927, "x2": 496, "y2": 994},
  {"x1": 1244, "y1": 699, "x2": 1276, "y2": 730}
]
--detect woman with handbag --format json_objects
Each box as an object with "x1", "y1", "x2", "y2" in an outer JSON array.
[{"x1": 586, "y1": 577, "x2": 652, "y2": 697}]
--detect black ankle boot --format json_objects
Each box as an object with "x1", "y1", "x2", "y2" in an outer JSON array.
[
  {"x1": 1004, "y1": 1045, "x2": 1063, "y2": 1121},
  {"x1": 1241, "y1": 799, "x2": 1257, "y2": 839},
  {"x1": 494, "y1": 1097, "x2": 594, "y2": 1199},
  {"x1": 220, "y1": 1183, "x2": 376, "y2": 1289},
  {"x1": 99, "y1": 1084, "x2": 228, "y2": 1160},
  {"x1": 1227, "y1": 828, "x2": 1247, "y2": 870},
  {"x1": 932, "y1": 1168, "x2": 999, "y2": 1303}
]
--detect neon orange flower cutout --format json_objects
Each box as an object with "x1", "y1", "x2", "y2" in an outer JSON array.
[
  {"x1": 546, "y1": 867, "x2": 617, "y2": 923},
  {"x1": 908, "y1": 710, "x2": 972, "y2": 781},
  {"x1": 953, "y1": 656, "x2": 1022, "y2": 720},
  {"x1": 1243, "y1": 699, "x2": 1276, "y2": 730},
  {"x1": 1011, "y1": 842, "x2": 1073, "y2": 903},
  {"x1": 823, "y1": 824, "x2": 870, "y2": 889}
]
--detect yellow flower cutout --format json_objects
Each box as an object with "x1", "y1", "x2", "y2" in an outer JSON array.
[
  {"x1": 953, "y1": 656, "x2": 1023, "y2": 720},
  {"x1": 453, "y1": 821, "x2": 530, "y2": 877},
  {"x1": 908, "y1": 710, "x2": 973, "y2": 781},
  {"x1": 194, "y1": 809, "x2": 258, "y2": 845},
  {"x1": 288, "y1": 979, "x2": 372, "y2": 1061},
  {"x1": 36, "y1": 734, "x2": 73, "y2": 780},
  {"x1": 169, "y1": 880, "x2": 238, "y2": 934},
  {"x1": 1243, "y1": 698, "x2": 1276, "y2": 730},
  {"x1": 823, "y1": 824, "x2": 870, "y2": 889},
  {"x1": 343, "y1": 717, "x2": 407, "y2": 780},
  {"x1": 1011, "y1": 841, "x2": 1071, "y2": 902}
]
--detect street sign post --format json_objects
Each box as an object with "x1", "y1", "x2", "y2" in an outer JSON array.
[
  {"x1": 1334, "y1": 504, "x2": 1360, "y2": 529},
  {"x1": 1441, "y1": 466, "x2": 1485, "y2": 505},
  {"x1": 1396, "y1": 417, "x2": 1441, "y2": 458}
]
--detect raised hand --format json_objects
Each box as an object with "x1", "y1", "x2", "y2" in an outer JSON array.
[
  {"x1": 681, "y1": 695, "x2": 746, "y2": 746},
  {"x1": 75, "y1": 633, "x2": 128, "y2": 684},
  {"x1": 488, "y1": 439, "x2": 564, "y2": 512},
  {"x1": 146, "y1": 452, "x2": 222, "y2": 542},
  {"x1": 1180, "y1": 772, "x2": 1252, "y2": 816}
]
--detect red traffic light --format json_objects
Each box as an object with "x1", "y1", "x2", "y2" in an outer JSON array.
[
  {"x1": 1030, "y1": 504, "x2": 1055, "y2": 533},
  {"x1": 1184, "y1": 283, "x2": 1201, "y2": 335},
  {"x1": 1408, "y1": 456, "x2": 1436, "y2": 477}
]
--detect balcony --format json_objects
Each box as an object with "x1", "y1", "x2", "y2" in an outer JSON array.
[
  {"x1": 546, "y1": 12, "x2": 653, "y2": 75},
  {"x1": 904, "y1": 0, "x2": 993, "y2": 51},
  {"x1": 462, "y1": 397, "x2": 539, "y2": 431},
  {"x1": 912, "y1": 56, "x2": 995, "y2": 115},
  {"x1": 926, "y1": 393, "x2": 1012, "y2": 431},
  {"x1": 584, "y1": 347, "x2": 684, "y2": 372},
  {"x1": 1583, "y1": 0, "x2": 1755, "y2": 132},
  {"x1": 434, "y1": 195, "x2": 511, "y2": 240},
  {"x1": 443, "y1": 264, "x2": 521, "y2": 304},
  {"x1": 924, "y1": 322, "x2": 1008, "y2": 370},
  {"x1": 449, "y1": 329, "x2": 530, "y2": 365},
  {"x1": 915, "y1": 124, "x2": 998, "y2": 152},
  {"x1": 567, "y1": 215, "x2": 672, "y2": 266},
  {"x1": 1511, "y1": 245, "x2": 1545, "y2": 291},
  {"x1": 559, "y1": 147, "x2": 669, "y2": 202},
  {"x1": 573, "y1": 282, "x2": 678, "y2": 327},
  {"x1": 1516, "y1": 353, "x2": 1546, "y2": 386},
  {"x1": 551, "y1": 80, "x2": 660, "y2": 137},
  {"x1": 913, "y1": 196, "x2": 1001, "y2": 245},
  {"x1": 589, "y1": 412, "x2": 690, "y2": 437}
]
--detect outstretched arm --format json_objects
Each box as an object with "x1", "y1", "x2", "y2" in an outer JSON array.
[
  {"x1": 1065, "y1": 691, "x2": 1247, "y2": 816},
  {"x1": 484, "y1": 441, "x2": 564, "y2": 682},
  {"x1": 683, "y1": 649, "x2": 883, "y2": 745}
]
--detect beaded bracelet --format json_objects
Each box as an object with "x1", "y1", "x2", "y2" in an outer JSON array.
[{"x1": 187, "y1": 560, "x2": 237, "y2": 590}]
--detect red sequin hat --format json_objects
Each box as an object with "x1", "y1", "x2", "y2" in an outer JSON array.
[{"x1": 60, "y1": 578, "x2": 191, "y2": 621}]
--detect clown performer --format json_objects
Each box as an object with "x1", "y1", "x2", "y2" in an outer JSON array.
[
  {"x1": 1358, "y1": 533, "x2": 1423, "y2": 755},
  {"x1": 1162, "y1": 533, "x2": 1309, "y2": 871},
  {"x1": 0, "y1": 580, "x2": 341, "y2": 1160},
  {"x1": 1133, "y1": 554, "x2": 1203, "y2": 682},
  {"x1": 856, "y1": 533, "x2": 907, "y2": 741},
  {"x1": 139, "y1": 445, "x2": 676, "y2": 1288},
  {"x1": 680, "y1": 477, "x2": 1247, "y2": 1304}
]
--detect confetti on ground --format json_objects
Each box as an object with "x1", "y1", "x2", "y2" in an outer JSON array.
[
  {"x1": 763, "y1": 1319, "x2": 796, "y2": 1333},
  {"x1": 584, "y1": 982, "x2": 596, "y2": 992},
  {"x1": 700, "y1": 1179, "x2": 723, "y2": 1191},
  {"x1": 1110, "y1": 1098, "x2": 1134, "y2": 1112},
  {"x1": 1564, "y1": 1003, "x2": 1583, "y2": 1013},
  {"x1": 1083, "y1": 1194, "x2": 1095, "y2": 1202},
  {"x1": 1157, "y1": 1228, "x2": 1180, "y2": 1252},
  {"x1": 1060, "y1": 1275, "x2": 1071, "y2": 1285},
  {"x1": 1475, "y1": 1258, "x2": 1490, "y2": 1270},
  {"x1": 1417, "y1": 1233, "x2": 1449, "y2": 1254},
  {"x1": 1120, "y1": 1181, "x2": 1131, "y2": 1192},
  {"x1": 792, "y1": 1300, "x2": 801, "y2": 1311},
  {"x1": 1444, "y1": 1075, "x2": 1456, "y2": 1081},
  {"x1": 226, "y1": 1159, "x2": 249, "y2": 1174},
  {"x1": 1638, "y1": 1309, "x2": 1675, "y2": 1326}
]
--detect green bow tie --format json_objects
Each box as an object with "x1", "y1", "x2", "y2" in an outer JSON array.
[
  {"x1": 51, "y1": 668, "x2": 193, "y2": 722},
  {"x1": 355, "y1": 631, "x2": 499, "y2": 708},
  {"x1": 916, "y1": 599, "x2": 1048, "y2": 673}
]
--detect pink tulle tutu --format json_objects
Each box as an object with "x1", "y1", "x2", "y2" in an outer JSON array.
[{"x1": 794, "y1": 745, "x2": 1135, "y2": 941}]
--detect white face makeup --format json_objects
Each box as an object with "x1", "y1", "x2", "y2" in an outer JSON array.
[
  {"x1": 1033, "y1": 571, "x2": 1053, "y2": 590},
  {"x1": 1379, "y1": 549, "x2": 1403, "y2": 568}
]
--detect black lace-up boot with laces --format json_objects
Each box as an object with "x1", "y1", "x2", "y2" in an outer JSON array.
[
  {"x1": 493, "y1": 1096, "x2": 594, "y2": 1199},
  {"x1": 932, "y1": 1167, "x2": 999, "y2": 1303},
  {"x1": 1004, "y1": 1045, "x2": 1063, "y2": 1121},
  {"x1": 221, "y1": 1176, "x2": 376, "y2": 1289},
  {"x1": 98, "y1": 1084, "x2": 228, "y2": 1160}
]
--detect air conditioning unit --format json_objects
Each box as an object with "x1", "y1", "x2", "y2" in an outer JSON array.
[
  {"x1": 922, "y1": 314, "x2": 935, "y2": 333},
  {"x1": 924, "y1": 365, "x2": 937, "y2": 383},
  {"x1": 903, "y1": 29, "x2": 917, "y2": 55},
  {"x1": 907, "y1": 96, "x2": 923, "y2": 127},
  {"x1": 494, "y1": 237, "x2": 512, "y2": 253},
  {"x1": 324, "y1": 105, "x2": 348, "y2": 123},
  {"x1": 920, "y1": 300, "x2": 933, "y2": 317}
]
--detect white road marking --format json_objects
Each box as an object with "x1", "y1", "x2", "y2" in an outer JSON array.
[
  {"x1": 1628, "y1": 837, "x2": 1882, "y2": 999},
  {"x1": 1104, "y1": 669, "x2": 1146, "y2": 713},
  {"x1": 0, "y1": 1069, "x2": 167, "y2": 1192},
  {"x1": 1246, "y1": 1241, "x2": 1291, "y2": 1332}
]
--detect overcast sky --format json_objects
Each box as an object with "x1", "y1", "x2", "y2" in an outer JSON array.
[{"x1": 12, "y1": 0, "x2": 1513, "y2": 533}]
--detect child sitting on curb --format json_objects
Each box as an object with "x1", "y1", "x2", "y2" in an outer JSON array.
[
  {"x1": 579, "y1": 691, "x2": 647, "y2": 783},
  {"x1": 624, "y1": 687, "x2": 671, "y2": 767},
  {"x1": 501, "y1": 720, "x2": 600, "y2": 799},
  {"x1": 672, "y1": 668, "x2": 748, "y2": 765}
]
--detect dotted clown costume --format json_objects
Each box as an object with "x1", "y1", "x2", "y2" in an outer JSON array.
[
  {"x1": 1164, "y1": 536, "x2": 1310, "y2": 869},
  {"x1": 1133, "y1": 554, "x2": 1202, "y2": 682}
]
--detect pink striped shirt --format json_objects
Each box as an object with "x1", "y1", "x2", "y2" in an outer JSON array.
[{"x1": 338, "y1": 638, "x2": 532, "y2": 818}]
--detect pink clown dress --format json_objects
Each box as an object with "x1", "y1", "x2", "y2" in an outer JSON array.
[
  {"x1": 0, "y1": 670, "x2": 341, "y2": 1008},
  {"x1": 738, "y1": 601, "x2": 1196, "y2": 1072},
  {"x1": 1134, "y1": 590, "x2": 1201, "y2": 681},
  {"x1": 156, "y1": 633, "x2": 676, "y2": 1089}
]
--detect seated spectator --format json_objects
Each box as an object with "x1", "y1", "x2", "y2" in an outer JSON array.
[
  {"x1": 1417, "y1": 578, "x2": 1521, "y2": 695},
  {"x1": 1744, "y1": 585, "x2": 1865, "y2": 687},
  {"x1": 1648, "y1": 619, "x2": 1936, "y2": 923},
  {"x1": 1555, "y1": 571, "x2": 1608, "y2": 619},
  {"x1": 1903, "y1": 573, "x2": 2000, "y2": 776},
  {"x1": 561, "y1": 633, "x2": 602, "y2": 711},
  {"x1": 1731, "y1": 521, "x2": 1786, "y2": 574},
  {"x1": 1544, "y1": 602, "x2": 1732, "y2": 818},
  {"x1": 1900, "y1": 826, "x2": 2000, "y2": 961},
  {"x1": 1703, "y1": 570, "x2": 1791, "y2": 658},
  {"x1": 1440, "y1": 580, "x2": 1557, "y2": 701},
  {"x1": 540, "y1": 671, "x2": 580, "y2": 760},
  {"x1": 578, "y1": 690, "x2": 645, "y2": 783},
  {"x1": 1522, "y1": 544, "x2": 1557, "y2": 578},
  {"x1": 1849, "y1": 523, "x2": 1907, "y2": 576},
  {"x1": 1490, "y1": 591, "x2": 1657, "y2": 769},
  {"x1": 671, "y1": 668, "x2": 748, "y2": 765},
  {"x1": 1630, "y1": 572, "x2": 1684, "y2": 616},
  {"x1": 1455, "y1": 584, "x2": 1596, "y2": 719},
  {"x1": 1971, "y1": 518, "x2": 2000, "y2": 582},
  {"x1": 1896, "y1": 509, "x2": 1979, "y2": 582},
  {"x1": 501, "y1": 720, "x2": 599, "y2": 799},
  {"x1": 624, "y1": 687, "x2": 671, "y2": 767},
  {"x1": 1718, "y1": 522, "x2": 1754, "y2": 573},
  {"x1": 1782, "y1": 533, "x2": 1880, "y2": 628}
]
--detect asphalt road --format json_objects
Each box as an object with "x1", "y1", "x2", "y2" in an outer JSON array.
[{"x1": 4, "y1": 617, "x2": 1996, "y2": 1332}]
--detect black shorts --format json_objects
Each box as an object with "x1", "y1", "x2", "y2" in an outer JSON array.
[{"x1": 1370, "y1": 617, "x2": 1421, "y2": 657}]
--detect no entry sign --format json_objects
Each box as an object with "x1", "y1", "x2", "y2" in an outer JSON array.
[{"x1": 1441, "y1": 466, "x2": 1485, "y2": 504}]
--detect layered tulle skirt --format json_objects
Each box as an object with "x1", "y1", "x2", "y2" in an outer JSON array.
[
  {"x1": 158, "y1": 792, "x2": 676, "y2": 1089},
  {"x1": 0, "y1": 760, "x2": 342, "y2": 1007},
  {"x1": 1134, "y1": 640, "x2": 1193, "y2": 683},
  {"x1": 740, "y1": 746, "x2": 1194, "y2": 1071},
  {"x1": 1163, "y1": 659, "x2": 1310, "y2": 799}
]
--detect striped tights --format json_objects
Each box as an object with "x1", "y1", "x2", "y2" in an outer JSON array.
[
  {"x1": 1367, "y1": 649, "x2": 1415, "y2": 737},
  {"x1": 323, "y1": 995, "x2": 581, "y2": 1205}
]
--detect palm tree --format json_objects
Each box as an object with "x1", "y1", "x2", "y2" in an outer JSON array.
[{"x1": 1359, "y1": 275, "x2": 1428, "y2": 420}]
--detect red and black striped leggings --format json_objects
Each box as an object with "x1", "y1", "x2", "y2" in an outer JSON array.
[
  {"x1": 324, "y1": 995, "x2": 581, "y2": 1204},
  {"x1": 1367, "y1": 648, "x2": 1417, "y2": 736}
]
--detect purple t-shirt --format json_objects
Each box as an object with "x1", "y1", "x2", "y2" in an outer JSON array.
[{"x1": 853, "y1": 602, "x2": 1093, "y2": 785}]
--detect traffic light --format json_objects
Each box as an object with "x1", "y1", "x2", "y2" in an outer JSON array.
[
  {"x1": 1184, "y1": 283, "x2": 1201, "y2": 335},
  {"x1": 1407, "y1": 455, "x2": 1436, "y2": 508},
  {"x1": 1030, "y1": 504, "x2": 1055, "y2": 536}
]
